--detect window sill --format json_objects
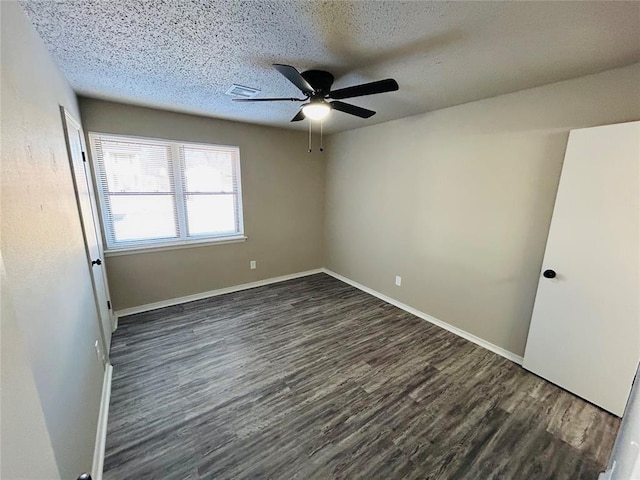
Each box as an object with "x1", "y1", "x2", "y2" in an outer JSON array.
[{"x1": 104, "y1": 235, "x2": 247, "y2": 257}]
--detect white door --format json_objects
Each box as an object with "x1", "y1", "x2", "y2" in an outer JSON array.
[
  {"x1": 61, "y1": 107, "x2": 114, "y2": 354},
  {"x1": 523, "y1": 121, "x2": 640, "y2": 416}
]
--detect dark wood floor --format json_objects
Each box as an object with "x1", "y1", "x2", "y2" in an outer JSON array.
[{"x1": 104, "y1": 273, "x2": 619, "y2": 479}]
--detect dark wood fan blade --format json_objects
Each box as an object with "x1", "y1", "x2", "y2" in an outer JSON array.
[
  {"x1": 273, "y1": 64, "x2": 315, "y2": 95},
  {"x1": 330, "y1": 101, "x2": 375, "y2": 118},
  {"x1": 329, "y1": 79, "x2": 398, "y2": 100},
  {"x1": 291, "y1": 109, "x2": 305, "y2": 122},
  {"x1": 233, "y1": 97, "x2": 305, "y2": 102}
]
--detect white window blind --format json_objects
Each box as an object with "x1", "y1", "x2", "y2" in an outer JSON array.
[{"x1": 89, "y1": 133, "x2": 243, "y2": 250}]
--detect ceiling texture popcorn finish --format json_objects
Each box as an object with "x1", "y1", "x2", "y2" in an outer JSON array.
[{"x1": 19, "y1": 0, "x2": 640, "y2": 134}]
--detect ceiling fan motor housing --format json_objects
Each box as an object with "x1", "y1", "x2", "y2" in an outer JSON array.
[{"x1": 301, "y1": 70, "x2": 335, "y2": 97}]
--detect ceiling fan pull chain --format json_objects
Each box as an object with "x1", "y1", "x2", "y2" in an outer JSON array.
[
  {"x1": 320, "y1": 119, "x2": 324, "y2": 152},
  {"x1": 308, "y1": 119, "x2": 312, "y2": 153}
]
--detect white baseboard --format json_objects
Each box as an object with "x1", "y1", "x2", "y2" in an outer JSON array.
[
  {"x1": 321, "y1": 268, "x2": 524, "y2": 365},
  {"x1": 114, "y1": 268, "x2": 324, "y2": 318},
  {"x1": 113, "y1": 267, "x2": 522, "y2": 365},
  {"x1": 92, "y1": 363, "x2": 113, "y2": 480}
]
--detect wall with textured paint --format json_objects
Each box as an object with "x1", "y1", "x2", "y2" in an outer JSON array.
[{"x1": 0, "y1": 2, "x2": 103, "y2": 478}]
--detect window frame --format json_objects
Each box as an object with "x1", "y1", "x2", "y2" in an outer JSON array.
[{"x1": 88, "y1": 132, "x2": 246, "y2": 254}]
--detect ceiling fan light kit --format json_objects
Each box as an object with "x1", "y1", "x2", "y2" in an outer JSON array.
[{"x1": 302, "y1": 100, "x2": 331, "y2": 120}]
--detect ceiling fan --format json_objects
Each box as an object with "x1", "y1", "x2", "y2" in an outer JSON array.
[{"x1": 233, "y1": 64, "x2": 399, "y2": 122}]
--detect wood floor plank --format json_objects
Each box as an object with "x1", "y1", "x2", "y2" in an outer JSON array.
[{"x1": 103, "y1": 273, "x2": 619, "y2": 479}]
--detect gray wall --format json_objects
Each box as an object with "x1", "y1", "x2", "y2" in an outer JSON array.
[
  {"x1": 1, "y1": 1, "x2": 104, "y2": 478},
  {"x1": 324, "y1": 63, "x2": 640, "y2": 357},
  {"x1": 79, "y1": 98, "x2": 325, "y2": 310}
]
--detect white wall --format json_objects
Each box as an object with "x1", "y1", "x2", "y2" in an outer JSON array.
[
  {"x1": 1, "y1": 2, "x2": 104, "y2": 478},
  {"x1": 324, "y1": 63, "x2": 640, "y2": 357}
]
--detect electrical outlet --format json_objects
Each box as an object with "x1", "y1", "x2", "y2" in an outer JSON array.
[
  {"x1": 250, "y1": 260, "x2": 256, "y2": 270},
  {"x1": 395, "y1": 275, "x2": 402, "y2": 287}
]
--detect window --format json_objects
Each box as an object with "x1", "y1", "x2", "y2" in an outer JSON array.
[{"x1": 89, "y1": 133, "x2": 244, "y2": 251}]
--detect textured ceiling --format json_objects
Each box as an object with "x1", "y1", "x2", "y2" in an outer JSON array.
[{"x1": 19, "y1": 0, "x2": 640, "y2": 134}]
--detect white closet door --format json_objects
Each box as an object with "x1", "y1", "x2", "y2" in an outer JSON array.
[
  {"x1": 62, "y1": 108, "x2": 114, "y2": 355},
  {"x1": 523, "y1": 121, "x2": 640, "y2": 416}
]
